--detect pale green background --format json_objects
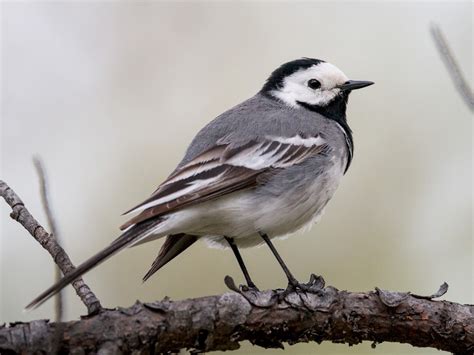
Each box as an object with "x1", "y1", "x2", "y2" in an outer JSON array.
[{"x1": 1, "y1": 1, "x2": 472, "y2": 354}]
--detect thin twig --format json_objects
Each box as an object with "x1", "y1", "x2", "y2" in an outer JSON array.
[
  {"x1": 0, "y1": 180, "x2": 102, "y2": 315},
  {"x1": 430, "y1": 23, "x2": 474, "y2": 111},
  {"x1": 33, "y1": 157, "x2": 64, "y2": 322}
]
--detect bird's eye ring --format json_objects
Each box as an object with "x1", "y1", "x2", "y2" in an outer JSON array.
[{"x1": 307, "y1": 79, "x2": 321, "y2": 90}]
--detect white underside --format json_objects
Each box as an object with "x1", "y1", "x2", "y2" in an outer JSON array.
[{"x1": 134, "y1": 158, "x2": 345, "y2": 249}]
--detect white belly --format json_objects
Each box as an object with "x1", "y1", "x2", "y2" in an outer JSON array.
[{"x1": 166, "y1": 158, "x2": 345, "y2": 249}]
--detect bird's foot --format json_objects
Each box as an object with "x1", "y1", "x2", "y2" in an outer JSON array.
[
  {"x1": 224, "y1": 275, "x2": 259, "y2": 292},
  {"x1": 224, "y1": 275, "x2": 278, "y2": 308},
  {"x1": 225, "y1": 274, "x2": 326, "y2": 306},
  {"x1": 239, "y1": 283, "x2": 260, "y2": 292},
  {"x1": 278, "y1": 274, "x2": 326, "y2": 300}
]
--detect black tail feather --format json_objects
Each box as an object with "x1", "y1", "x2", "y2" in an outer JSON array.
[{"x1": 142, "y1": 234, "x2": 197, "y2": 282}]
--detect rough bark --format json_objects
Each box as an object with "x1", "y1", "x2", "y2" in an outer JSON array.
[{"x1": 0, "y1": 287, "x2": 473, "y2": 354}]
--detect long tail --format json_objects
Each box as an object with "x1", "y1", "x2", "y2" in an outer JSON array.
[
  {"x1": 142, "y1": 233, "x2": 197, "y2": 282},
  {"x1": 26, "y1": 219, "x2": 162, "y2": 311}
]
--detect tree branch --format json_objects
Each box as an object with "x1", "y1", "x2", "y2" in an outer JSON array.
[
  {"x1": 33, "y1": 157, "x2": 64, "y2": 322},
  {"x1": 430, "y1": 23, "x2": 474, "y2": 111},
  {"x1": 1, "y1": 180, "x2": 472, "y2": 353},
  {"x1": 0, "y1": 285, "x2": 472, "y2": 353},
  {"x1": 0, "y1": 180, "x2": 102, "y2": 315}
]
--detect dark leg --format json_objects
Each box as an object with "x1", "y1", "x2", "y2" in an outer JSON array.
[
  {"x1": 225, "y1": 237, "x2": 258, "y2": 290},
  {"x1": 258, "y1": 232, "x2": 300, "y2": 288}
]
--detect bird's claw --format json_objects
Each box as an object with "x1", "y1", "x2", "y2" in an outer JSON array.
[
  {"x1": 240, "y1": 283, "x2": 260, "y2": 292},
  {"x1": 224, "y1": 275, "x2": 259, "y2": 293},
  {"x1": 225, "y1": 274, "x2": 326, "y2": 305},
  {"x1": 281, "y1": 274, "x2": 326, "y2": 299},
  {"x1": 224, "y1": 275, "x2": 278, "y2": 307}
]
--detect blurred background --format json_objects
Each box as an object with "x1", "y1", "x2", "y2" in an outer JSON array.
[{"x1": 1, "y1": 1, "x2": 472, "y2": 354}]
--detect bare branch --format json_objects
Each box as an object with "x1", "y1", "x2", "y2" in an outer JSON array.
[
  {"x1": 1, "y1": 180, "x2": 472, "y2": 353},
  {"x1": 0, "y1": 285, "x2": 472, "y2": 353},
  {"x1": 33, "y1": 157, "x2": 64, "y2": 322},
  {"x1": 0, "y1": 180, "x2": 102, "y2": 315},
  {"x1": 430, "y1": 23, "x2": 474, "y2": 111}
]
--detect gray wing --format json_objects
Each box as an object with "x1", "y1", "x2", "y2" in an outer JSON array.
[{"x1": 121, "y1": 133, "x2": 329, "y2": 229}]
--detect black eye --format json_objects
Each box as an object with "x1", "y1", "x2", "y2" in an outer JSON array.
[{"x1": 307, "y1": 79, "x2": 321, "y2": 90}]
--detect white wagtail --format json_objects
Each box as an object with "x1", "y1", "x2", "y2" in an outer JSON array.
[{"x1": 27, "y1": 58, "x2": 373, "y2": 309}]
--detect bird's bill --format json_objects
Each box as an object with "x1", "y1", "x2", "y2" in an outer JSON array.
[{"x1": 337, "y1": 80, "x2": 374, "y2": 91}]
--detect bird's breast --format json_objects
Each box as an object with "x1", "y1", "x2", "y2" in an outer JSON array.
[{"x1": 254, "y1": 154, "x2": 345, "y2": 236}]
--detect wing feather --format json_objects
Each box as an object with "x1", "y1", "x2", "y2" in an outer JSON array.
[{"x1": 121, "y1": 134, "x2": 328, "y2": 230}]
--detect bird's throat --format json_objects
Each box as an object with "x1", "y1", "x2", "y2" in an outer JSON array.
[{"x1": 297, "y1": 94, "x2": 354, "y2": 173}]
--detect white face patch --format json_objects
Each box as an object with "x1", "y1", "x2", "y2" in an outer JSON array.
[{"x1": 271, "y1": 62, "x2": 349, "y2": 108}]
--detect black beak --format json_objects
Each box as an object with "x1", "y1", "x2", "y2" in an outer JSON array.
[{"x1": 337, "y1": 80, "x2": 374, "y2": 91}]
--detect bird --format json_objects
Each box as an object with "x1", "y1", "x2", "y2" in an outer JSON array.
[{"x1": 27, "y1": 58, "x2": 373, "y2": 310}]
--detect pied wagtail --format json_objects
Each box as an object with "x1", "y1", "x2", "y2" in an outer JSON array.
[{"x1": 27, "y1": 58, "x2": 373, "y2": 309}]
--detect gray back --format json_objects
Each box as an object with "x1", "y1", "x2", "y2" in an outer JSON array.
[{"x1": 179, "y1": 93, "x2": 349, "y2": 167}]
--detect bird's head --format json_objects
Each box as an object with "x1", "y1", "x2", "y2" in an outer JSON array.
[{"x1": 261, "y1": 58, "x2": 373, "y2": 114}]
